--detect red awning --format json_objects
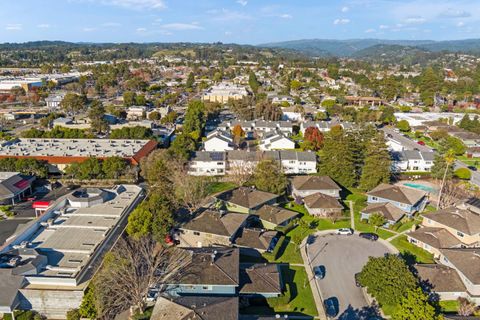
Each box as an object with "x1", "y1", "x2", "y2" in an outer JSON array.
[
  {"x1": 32, "y1": 201, "x2": 50, "y2": 209},
  {"x1": 14, "y1": 179, "x2": 30, "y2": 190}
]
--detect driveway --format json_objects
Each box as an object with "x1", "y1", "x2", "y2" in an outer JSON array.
[{"x1": 306, "y1": 233, "x2": 395, "y2": 319}]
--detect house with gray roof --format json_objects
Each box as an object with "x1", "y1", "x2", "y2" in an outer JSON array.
[
  {"x1": 392, "y1": 150, "x2": 435, "y2": 173},
  {"x1": 239, "y1": 264, "x2": 282, "y2": 298},
  {"x1": 303, "y1": 192, "x2": 344, "y2": 218},
  {"x1": 234, "y1": 228, "x2": 278, "y2": 253},
  {"x1": 361, "y1": 202, "x2": 406, "y2": 227},
  {"x1": 367, "y1": 183, "x2": 428, "y2": 215},
  {"x1": 204, "y1": 129, "x2": 235, "y2": 152},
  {"x1": 415, "y1": 264, "x2": 468, "y2": 301},
  {"x1": 258, "y1": 131, "x2": 295, "y2": 151},
  {"x1": 254, "y1": 205, "x2": 299, "y2": 229}
]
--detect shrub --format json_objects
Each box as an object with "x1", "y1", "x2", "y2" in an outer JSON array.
[{"x1": 455, "y1": 168, "x2": 471, "y2": 180}]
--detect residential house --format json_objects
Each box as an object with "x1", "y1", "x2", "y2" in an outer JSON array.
[
  {"x1": 45, "y1": 93, "x2": 65, "y2": 109},
  {"x1": 392, "y1": 150, "x2": 435, "y2": 173},
  {"x1": 188, "y1": 151, "x2": 317, "y2": 176},
  {"x1": 258, "y1": 131, "x2": 295, "y2": 151},
  {"x1": 300, "y1": 121, "x2": 354, "y2": 135},
  {"x1": 239, "y1": 264, "x2": 282, "y2": 298},
  {"x1": 449, "y1": 132, "x2": 480, "y2": 148},
  {"x1": 367, "y1": 183, "x2": 428, "y2": 216},
  {"x1": 204, "y1": 130, "x2": 235, "y2": 152},
  {"x1": 202, "y1": 83, "x2": 249, "y2": 104},
  {"x1": 466, "y1": 147, "x2": 480, "y2": 158},
  {"x1": 164, "y1": 247, "x2": 240, "y2": 296},
  {"x1": 438, "y1": 248, "x2": 480, "y2": 303},
  {"x1": 176, "y1": 210, "x2": 249, "y2": 247},
  {"x1": 271, "y1": 95, "x2": 294, "y2": 106},
  {"x1": 254, "y1": 205, "x2": 299, "y2": 230},
  {"x1": 291, "y1": 175, "x2": 341, "y2": 199},
  {"x1": 361, "y1": 202, "x2": 405, "y2": 227},
  {"x1": 218, "y1": 120, "x2": 293, "y2": 137},
  {"x1": 215, "y1": 187, "x2": 278, "y2": 214},
  {"x1": 188, "y1": 152, "x2": 226, "y2": 176},
  {"x1": 415, "y1": 264, "x2": 468, "y2": 301},
  {"x1": 126, "y1": 106, "x2": 147, "y2": 120},
  {"x1": 151, "y1": 296, "x2": 239, "y2": 320},
  {"x1": 234, "y1": 228, "x2": 278, "y2": 253},
  {"x1": 303, "y1": 192, "x2": 344, "y2": 217}
]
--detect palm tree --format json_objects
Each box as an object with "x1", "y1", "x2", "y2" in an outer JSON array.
[{"x1": 437, "y1": 149, "x2": 455, "y2": 210}]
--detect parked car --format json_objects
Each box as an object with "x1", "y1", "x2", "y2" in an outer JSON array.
[
  {"x1": 468, "y1": 166, "x2": 477, "y2": 171},
  {"x1": 336, "y1": 228, "x2": 354, "y2": 235},
  {"x1": 359, "y1": 232, "x2": 379, "y2": 241},
  {"x1": 354, "y1": 273, "x2": 362, "y2": 287},
  {"x1": 324, "y1": 297, "x2": 339, "y2": 318},
  {"x1": 313, "y1": 266, "x2": 326, "y2": 279}
]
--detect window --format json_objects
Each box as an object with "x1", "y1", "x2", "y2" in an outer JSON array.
[{"x1": 193, "y1": 232, "x2": 200, "y2": 236}]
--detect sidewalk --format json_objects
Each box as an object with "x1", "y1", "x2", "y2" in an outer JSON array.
[{"x1": 300, "y1": 236, "x2": 328, "y2": 320}]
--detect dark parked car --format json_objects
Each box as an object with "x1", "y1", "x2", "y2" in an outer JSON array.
[
  {"x1": 324, "y1": 297, "x2": 339, "y2": 318},
  {"x1": 355, "y1": 273, "x2": 362, "y2": 287},
  {"x1": 313, "y1": 265, "x2": 326, "y2": 279},
  {"x1": 359, "y1": 232, "x2": 379, "y2": 241},
  {"x1": 468, "y1": 166, "x2": 477, "y2": 171}
]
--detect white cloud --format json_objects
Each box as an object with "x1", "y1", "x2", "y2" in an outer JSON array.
[
  {"x1": 404, "y1": 17, "x2": 426, "y2": 24},
  {"x1": 440, "y1": 8, "x2": 471, "y2": 18},
  {"x1": 236, "y1": 0, "x2": 247, "y2": 6},
  {"x1": 457, "y1": 21, "x2": 465, "y2": 27},
  {"x1": 136, "y1": 27, "x2": 147, "y2": 32},
  {"x1": 365, "y1": 28, "x2": 376, "y2": 33},
  {"x1": 333, "y1": 18, "x2": 350, "y2": 25},
  {"x1": 341, "y1": 6, "x2": 349, "y2": 13},
  {"x1": 37, "y1": 24, "x2": 50, "y2": 29},
  {"x1": 379, "y1": 24, "x2": 389, "y2": 29},
  {"x1": 83, "y1": 27, "x2": 96, "y2": 32},
  {"x1": 213, "y1": 9, "x2": 252, "y2": 21},
  {"x1": 279, "y1": 14, "x2": 292, "y2": 19},
  {"x1": 5, "y1": 24, "x2": 22, "y2": 31},
  {"x1": 160, "y1": 23, "x2": 203, "y2": 30}
]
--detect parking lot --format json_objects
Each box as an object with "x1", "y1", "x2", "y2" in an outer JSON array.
[{"x1": 306, "y1": 233, "x2": 395, "y2": 319}]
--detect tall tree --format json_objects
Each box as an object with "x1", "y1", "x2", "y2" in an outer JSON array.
[
  {"x1": 359, "y1": 133, "x2": 391, "y2": 191},
  {"x1": 320, "y1": 126, "x2": 356, "y2": 188},
  {"x1": 248, "y1": 71, "x2": 260, "y2": 94},
  {"x1": 252, "y1": 160, "x2": 287, "y2": 195},
  {"x1": 88, "y1": 100, "x2": 109, "y2": 134},
  {"x1": 437, "y1": 150, "x2": 456, "y2": 210},
  {"x1": 186, "y1": 72, "x2": 195, "y2": 89},
  {"x1": 61, "y1": 93, "x2": 86, "y2": 115}
]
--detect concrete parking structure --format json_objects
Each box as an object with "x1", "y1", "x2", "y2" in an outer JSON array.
[{"x1": 306, "y1": 232, "x2": 397, "y2": 319}]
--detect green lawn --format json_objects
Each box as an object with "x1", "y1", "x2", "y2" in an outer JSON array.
[
  {"x1": 263, "y1": 236, "x2": 303, "y2": 264},
  {"x1": 206, "y1": 181, "x2": 237, "y2": 195},
  {"x1": 396, "y1": 218, "x2": 421, "y2": 233},
  {"x1": 242, "y1": 265, "x2": 318, "y2": 317},
  {"x1": 390, "y1": 235, "x2": 435, "y2": 263},
  {"x1": 439, "y1": 300, "x2": 459, "y2": 313}
]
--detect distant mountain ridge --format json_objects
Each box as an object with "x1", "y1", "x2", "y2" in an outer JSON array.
[{"x1": 259, "y1": 38, "x2": 480, "y2": 57}]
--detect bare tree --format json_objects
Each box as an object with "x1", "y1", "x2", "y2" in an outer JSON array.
[
  {"x1": 172, "y1": 167, "x2": 211, "y2": 214},
  {"x1": 227, "y1": 161, "x2": 254, "y2": 186},
  {"x1": 93, "y1": 236, "x2": 191, "y2": 319},
  {"x1": 437, "y1": 150, "x2": 455, "y2": 210},
  {"x1": 438, "y1": 180, "x2": 471, "y2": 209}
]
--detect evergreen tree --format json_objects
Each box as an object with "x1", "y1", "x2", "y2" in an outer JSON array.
[
  {"x1": 252, "y1": 160, "x2": 287, "y2": 195},
  {"x1": 248, "y1": 71, "x2": 260, "y2": 94},
  {"x1": 392, "y1": 288, "x2": 440, "y2": 320},
  {"x1": 319, "y1": 126, "x2": 356, "y2": 188},
  {"x1": 359, "y1": 134, "x2": 391, "y2": 191},
  {"x1": 419, "y1": 67, "x2": 441, "y2": 106},
  {"x1": 186, "y1": 72, "x2": 195, "y2": 89}
]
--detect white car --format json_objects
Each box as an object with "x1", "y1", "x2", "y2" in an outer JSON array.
[{"x1": 336, "y1": 228, "x2": 354, "y2": 235}]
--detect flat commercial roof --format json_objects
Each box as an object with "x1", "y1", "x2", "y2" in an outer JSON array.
[{"x1": 0, "y1": 138, "x2": 151, "y2": 158}]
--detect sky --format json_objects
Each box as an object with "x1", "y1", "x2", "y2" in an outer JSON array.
[{"x1": 1, "y1": 0, "x2": 480, "y2": 44}]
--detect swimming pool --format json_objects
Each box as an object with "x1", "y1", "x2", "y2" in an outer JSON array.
[{"x1": 403, "y1": 183, "x2": 438, "y2": 194}]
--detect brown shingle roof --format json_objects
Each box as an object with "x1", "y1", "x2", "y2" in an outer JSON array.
[
  {"x1": 415, "y1": 264, "x2": 466, "y2": 293},
  {"x1": 255, "y1": 205, "x2": 299, "y2": 226},
  {"x1": 423, "y1": 207, "x2": 480, "y2": 236},
  {"x1": 235, "y1": 229, "x2": 278, "y2": 251},
  {"x1": 181, "y1": 210, "x2": 248, "y2": 237},
  {"x1": 440, "y1": 248, "x2": 480, "y2": 284},
  {"x1": 304, "y1": 192, "x2": 343, "y2": 209},
  {"x1": 169, "y1": 247, "x2": 239, "y2": 286},
  {"x1": 408, "y1": 227, "x2": 462, "y2": 249},
  {"x1": 367, "y1": 183, "x2": 426, "y2": 205},
  {"x1": 239, "y1": 264, "x2": 282, "y2": 295},
  {"x1": 362, "y1": 202, "x2": 405, "y2": 222},
  {"x1": 215, "y1": 187, "x2": 278, "y2": 209},
  {"x1": 291, "y1": 175, "x2": 341, "y2": 192},
  {"x1": 151, "y1": 296, "x2": 239, "y2": 320}
]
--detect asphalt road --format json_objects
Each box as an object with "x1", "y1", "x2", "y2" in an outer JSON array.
[
  {"x1": 306, "y1": 233, "x2": 394, "y2": 319},
  {"x1": 454, "y1": 160, "x2": 480, "y2": 187}
]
